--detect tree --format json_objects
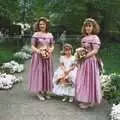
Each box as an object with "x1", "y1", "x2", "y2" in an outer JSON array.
[
  {"x1": 45, "y1": 0, "x2": 120, "y2": 42},
  {"x1": 0, "y1": 0, "x2": 20, "y2": 21}
]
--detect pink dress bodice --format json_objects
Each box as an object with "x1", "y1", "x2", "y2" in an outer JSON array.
[
  {"x1": 81, "y1": 35, "x2": 101, "y2": 52},
  {"x1": 31, "y1": 32, "x2": 54, "y2": 49}
]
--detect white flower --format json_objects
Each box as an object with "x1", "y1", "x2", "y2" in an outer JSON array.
[
  {"x1": 111, "y1": 103, "x2": 120, "y2": 120},
  {"x1": 1, "y1": 61, "x2": 24, "y2": 73},
  {"x1": 100, "y1": 74, "x2": 111, "y2": 88},
  {"x1": 0, "y1": 73, "x2": 22, "y2": 89},
  {"x1": 100, "y1": 73, "x2": 120, "y2": 94},
  {"x1": 17, "y1": 64, "x2": 24, "y2": 72}
]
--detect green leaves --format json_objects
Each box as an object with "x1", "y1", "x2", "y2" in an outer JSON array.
[
  {"x1": 0, "y1": 0, "x2": 20, "y2": 21},
  {"x1": 103, "y1": 74, "x2": 120, "y2": 104}
]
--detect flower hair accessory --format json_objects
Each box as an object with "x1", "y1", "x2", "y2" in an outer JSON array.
[
  {"x1": 84, "y1": 18, "x2": 95, "y2": 24},
  {"x1": 40, "y1": 17, "x2": 50, "y2": 23}
]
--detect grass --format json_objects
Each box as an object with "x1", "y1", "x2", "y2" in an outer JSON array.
[
  {"x1": 0, "y1": 41, "x2": 22, "y2": 64},
  {"x1": 100, "y1": 42, "x2": 120, "y2": 74},
  {"x1": 0, "y1": 51, "x2": 13, "y2": 63}
]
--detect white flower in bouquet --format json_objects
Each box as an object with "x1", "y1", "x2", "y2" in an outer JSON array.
[
  {"x1": 74, "y1": 47, "x2": 88, "y2": 62},
  {"x1": 111, "y1": 103, "x2": 120, "y2": 120},
  {"x1": 41, "y1": 48, "x2": 50, "y2": 59}
]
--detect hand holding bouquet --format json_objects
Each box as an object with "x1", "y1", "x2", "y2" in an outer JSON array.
[
  {"x1": 38, "y1": 47, "x2": 51, "y2": 59},
  {"x1": 74, "y1": 47, "x2": 88, "y2": 61},
  {"x1": 57, "y1": 72, "x2": 72, "y2": 87}
]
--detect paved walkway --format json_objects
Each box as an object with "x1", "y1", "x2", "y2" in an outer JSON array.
[{"x1": 0, "y1": 46, "x2": 110, "y2": 120}]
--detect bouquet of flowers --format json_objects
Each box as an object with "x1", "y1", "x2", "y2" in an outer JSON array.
[
  {"x1": 39, "y1": 47, "x2": 51, "y2": 59},
  {"x1": 74, "y1": 47, "x2": 88, "y2": 62},
  {"x1": 56, "y1": 74, "x2": 73, "y2": 87},
  {"x1": 41, "y1": 49, "x2": 50, "y2": 59}
]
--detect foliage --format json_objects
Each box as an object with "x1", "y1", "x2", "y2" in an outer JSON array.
[
  {"x1": 0, "y1": 41, "x2": 22, "y2": 65},
  {"x1": 0, "y1": 51, "x2": 13, "y2": 65},
  {"x1": 100, "y1": 43, "x2": 120, "y2": 74},
  {"x1": 1, "y1": 0, "x2": 120, "y2": 41},
  {"x1": 45, "y1": 0, "x2": 120, "y2": 42},
  {"x1": 103, "y1": 73, "x2": 120, "y2": 104},
  {"x1": 12, "y1": 56, "x2": 25, "y2": 64},
  {"x1": 0, "y1": 0, "x2": 20, "y2": 21}
]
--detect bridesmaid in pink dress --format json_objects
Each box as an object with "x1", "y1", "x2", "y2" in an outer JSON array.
[
  {"x1": 75, "y1": 18, "x2": 102, "y2": 108},
  {"x1": 28, "y1": 17, "x2": 55, "y2": 101}
]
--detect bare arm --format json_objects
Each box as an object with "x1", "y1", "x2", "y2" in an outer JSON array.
[
  {"x1": 65, "y1": 64, "x2": 75, "y2": 74},
  {"x1": 48, "y1": 44, "x2": 54, "y2": 53},
  {"x1": 48, "y1": 33, "x2": 55, "y2": 53},
  {"x1": 60, "y1": 63, "x2": 66, "y2": 72},
  {"x1": 31, "y1": 45, "x2": 40, "y2": 54},
  {"x1": 85, "y1": 48, "x2": 98, "y2": 59}
]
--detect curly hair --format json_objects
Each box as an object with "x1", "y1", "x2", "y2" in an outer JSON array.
[
  {"x1": 81, "y1": 18, "x2": 100, "y2": 35},
  {"x1": 60, "y1": 43, "x2": 73, "y2": 55},
  {"x1": 34, "y1": 17, "x2": 50, "y2": 32}
]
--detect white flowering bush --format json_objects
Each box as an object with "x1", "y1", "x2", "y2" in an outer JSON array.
[
  {"x1": 21, "y1": 45, "x2": 32, "y2": 55},
  {"x1": 101, "y1": 73, "x2": 120, "y2": 104},
  {"x1": 0, "y1": 73, "x2": 22, "y2": 89},
  {"x1": 101, "y1": 73, "x2": 120, "y2": 120},
  {"x1": 1, "y1": 60, "x2": 24, "y2": 73},
  {"x1": 110, "y1": 103, "x2": 120, "y2": 120},
  {"x1": 12, "y1": 45, "x2": 32, "y2": 64},
  {"x1": 13, "y1": 51, "x2": 31, "y2": 60},
  {"x1": 100, "y1": 74, "x2": 112, "y2": 92}
]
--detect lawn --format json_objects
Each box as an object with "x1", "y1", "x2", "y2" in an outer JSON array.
[
  {"x1": 0, "y1": 41, "x2": 22, "y2": 64},
  {"x1": 100, "y1": 42, "x2": 120, "y2": 74}
]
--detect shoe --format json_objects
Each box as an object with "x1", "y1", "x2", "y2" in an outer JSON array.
[
  {"x1": 62, "y1": 96, "x2": 68, "y2": 102},
  {"x1": 69, "y1": 97, "x2": 73, "y2": 103},
  {"x1": 79, "y1": 103, "x2": 89, "y2": 109},
  {"x1": 37, "y1": 93, "x2": 45, "y2": 101}
]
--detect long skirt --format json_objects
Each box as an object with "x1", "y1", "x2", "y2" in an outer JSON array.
[
  {"x1": 75, "y1": 57, "x2": 102, "y2": 104},
  {"x1": 28, "y1": 53, "x2": 53, "y2": 93}
]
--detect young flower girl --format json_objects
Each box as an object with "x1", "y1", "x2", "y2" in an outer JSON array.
[{"x1": 53, "y1": 44, "x2": 77, "y2": 102}]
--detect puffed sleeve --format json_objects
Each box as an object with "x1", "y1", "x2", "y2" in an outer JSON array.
[
  {"x1": 59, "y1": 56, "x2": 64, "y2": 64},
  {"x1": 91, "y1": 35, "x2": 101, "y2": 50},
  {"x1": 31, "y1": 33, "x2": 38, "y2": 46},
  {"x1": 71, "y1": 56, "x2": 76, "y2": 64}
]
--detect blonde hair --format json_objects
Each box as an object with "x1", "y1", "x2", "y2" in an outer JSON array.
[{"x1": 81, "y1": 18, "x2": 100, "y2": 35}]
